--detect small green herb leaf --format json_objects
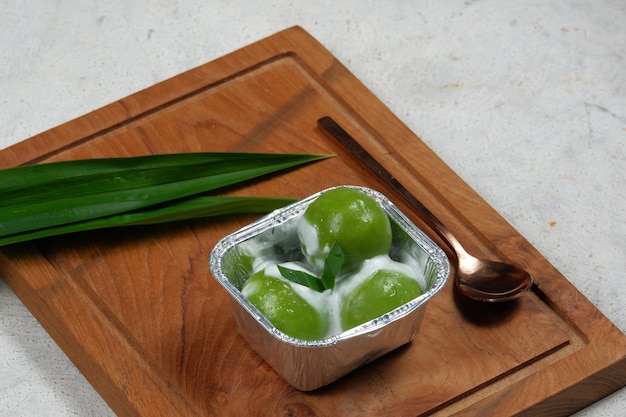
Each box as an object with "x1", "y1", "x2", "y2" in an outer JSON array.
[
  {"x1": 278, "y1": 241, "x2": 345, "y2": 293},
  {"x1": 277, "y1": 265, "x2": 325, "y2": 292},
  {"x1": 321, "y1": 241, "x2": 344, "y2": 291}
]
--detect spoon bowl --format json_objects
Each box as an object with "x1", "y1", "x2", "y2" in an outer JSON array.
[
  {"x1": 318, "y1": 116, "x2": 533, "y2": 302},
  {"x1": 455, "y1": 251, "x2": 533, "y2": 302}
]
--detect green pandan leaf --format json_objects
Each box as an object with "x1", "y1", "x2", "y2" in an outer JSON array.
[
  {"x1": 278, "y1": 241, "x2": 345, "y2": 292},
  {"x1": 277, "y1": 265, "x2": 325, "y2": 292},
  {"x1": 0, "y1": 152, "x2": 334, "y2": 245},
  {"x1": 0, "y1": 196, "x2": 297, "y2": 246},
  {"x1": 0, "y1": 152, "x2": 332, "y2": 237},
  {"x1": 321, "y1": 241, "x2": 345, "y2": 291}
]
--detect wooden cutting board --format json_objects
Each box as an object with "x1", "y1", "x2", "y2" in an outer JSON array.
[{"x1": 1, "y1": 26, "x2": 624, "y2": 417}]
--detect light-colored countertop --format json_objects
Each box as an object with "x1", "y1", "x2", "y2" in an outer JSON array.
[{"x1": 1, "y1": 1, "x2": 624, "y2": 415}]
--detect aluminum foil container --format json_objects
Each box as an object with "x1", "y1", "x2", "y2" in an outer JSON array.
[{"x1": 209, "y1": 185, "x2": 450, "y2": 391}]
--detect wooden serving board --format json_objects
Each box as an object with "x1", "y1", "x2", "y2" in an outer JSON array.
[{"x1": 1, "y1": 26, "x2": 625, "y2": 417}]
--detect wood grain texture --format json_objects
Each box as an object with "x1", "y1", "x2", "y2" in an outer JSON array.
[{"x1": 1, "y1": 26, "x2": 624, "y2": 416}]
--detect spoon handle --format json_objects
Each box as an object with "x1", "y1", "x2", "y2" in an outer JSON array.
[{"x1": 317, "y1": 117, "x2": 465, "y2": 258}]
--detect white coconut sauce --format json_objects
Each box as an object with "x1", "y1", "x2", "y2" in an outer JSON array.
[{"x1": 296, "y1": 217, "x2": 329, "y2": 270}]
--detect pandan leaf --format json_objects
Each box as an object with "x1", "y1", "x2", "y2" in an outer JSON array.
[
  {"x1": 321, "y1": 241, "x2": 345, "y2": 291},
  {"x1": 0, "y1": 152, "x2": 334, "y2": 245},
  {"x1": 278, "y1": 241, "x2": 345, "y2": 293},
  {"x1": 0, "y1": 195, "x2": 297, "y2": 246},
  {"x1": 277, "y1": 265, "x2": 325, "y2": 292}
]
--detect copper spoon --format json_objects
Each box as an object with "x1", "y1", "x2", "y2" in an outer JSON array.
[{"x1": 317, "y1": 116, "x2": 533, "y2": 302}]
